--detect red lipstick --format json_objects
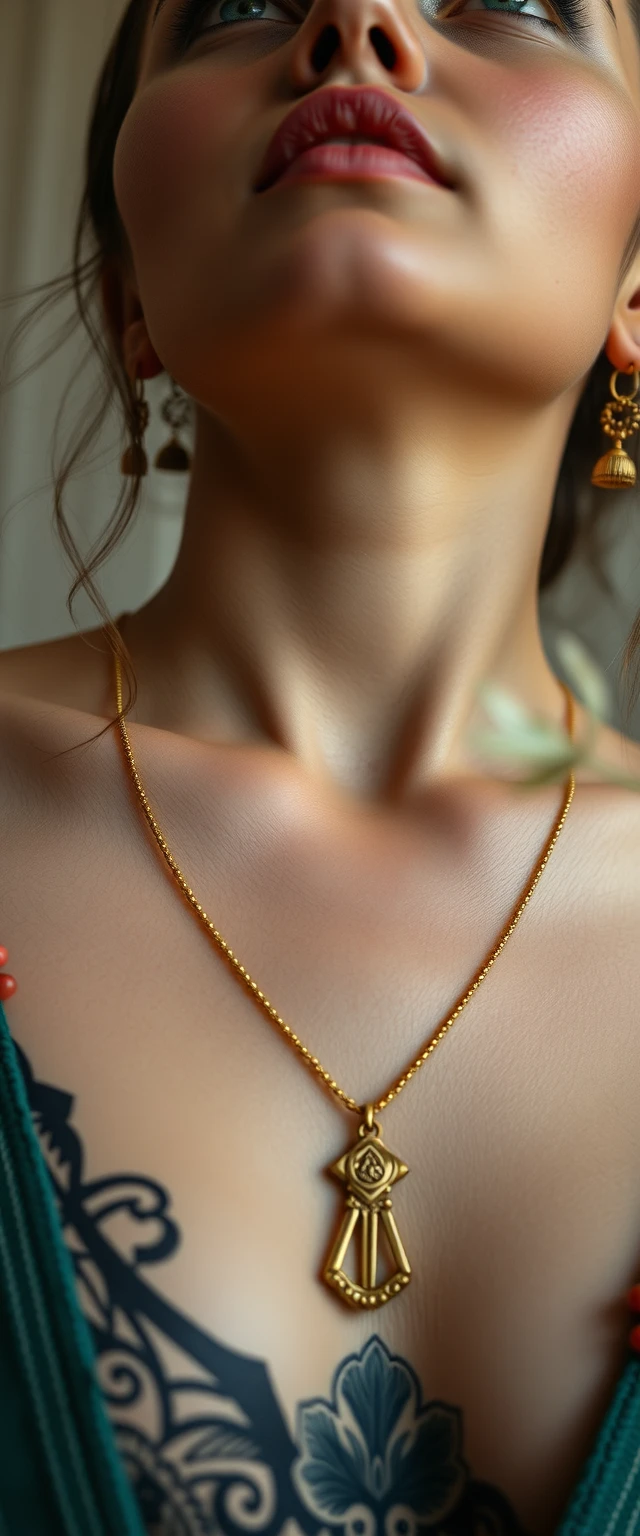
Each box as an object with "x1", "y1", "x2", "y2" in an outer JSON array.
[{"x1": 254, "y1": 86, "x2": 456, "y2": 195}]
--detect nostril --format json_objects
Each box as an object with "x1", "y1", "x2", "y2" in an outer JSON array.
[
  {"x1": 370, "y1": 26, "x2": 396, "y2": 69},
  {"x1": 310, "y1": 24, "x2": 340, "y2": 73}
]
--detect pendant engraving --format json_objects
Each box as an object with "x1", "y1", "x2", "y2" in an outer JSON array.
[{"x1": 323, "y1": 1109, "x2": 411, "y2": 1309}]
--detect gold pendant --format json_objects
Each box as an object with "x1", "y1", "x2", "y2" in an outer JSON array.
[{"x1": 323, "y1": 1107, "x2": 411, "y2": 1310}]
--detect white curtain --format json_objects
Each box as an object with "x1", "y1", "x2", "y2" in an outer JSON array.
[
  {"x1": 1, "y1": 0, "x2": 640, "y2": 737},
  {"x1": 0, "y1": 0, "x2": 187, "y2": 650}
]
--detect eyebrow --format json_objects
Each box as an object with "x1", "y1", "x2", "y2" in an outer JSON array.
[{"x1": 152, "y1": 0, "x2": 618, "y2": 24}]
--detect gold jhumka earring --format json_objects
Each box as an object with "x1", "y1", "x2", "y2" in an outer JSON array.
[
  {"x1": 591, "y1": 364, "x2": 640, "y2": 489},
  {"x1": 120, "y1": 375, "x2": 192, "y2": 477},
  {"x1": 120, "y1": 376, "x2": 151, "y2": 477},
  {"x1": 154, "y1": 379, "x2": 193, "y2": 473},
  {"x1": 121, "y1": 367, "x2": 640, "y2": 488}
]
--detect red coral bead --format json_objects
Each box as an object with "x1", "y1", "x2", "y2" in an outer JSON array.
[
  {"x1": 0, "y1": 947, "x2": 7, "y2": 966},
  {"x1": 0, "y1": 974, "x2": 17, "y2": 1001}
]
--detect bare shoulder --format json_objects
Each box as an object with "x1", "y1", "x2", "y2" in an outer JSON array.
[
  {"x1": 558, "y1": 713, "x2": 640, "y2": 925},
  {"x1": 574, "y1": 713, "x2": 640, "y2": 819},
  {"x1": 0, "y1": 630, "x2": 117, "y2": 819},
  {"x1": 0, "y1": 628, "x2": 112, "y2": 716},
  {"x1": 592, "y1": 713, "x2": 640, "y2": 777}
]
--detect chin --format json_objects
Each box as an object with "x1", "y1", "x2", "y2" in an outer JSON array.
[{"x1": 237, "y1": 204, "x2": 453, "y2": 338}]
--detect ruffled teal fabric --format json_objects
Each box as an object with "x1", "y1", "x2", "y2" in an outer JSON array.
[
  {"x1": 1, "y1": 989, "x2": 640, "y2": 1534},
  {"x1": 555, "y1": 1355, "x2": 640, "y2": 1533},
  {"x1": 0, "y1": 997, "x2": 145, "y2": 1535}
]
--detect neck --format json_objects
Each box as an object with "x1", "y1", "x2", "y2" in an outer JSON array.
[{"x1": 121, "y1": 364, "x2": 578, "y2": 804}]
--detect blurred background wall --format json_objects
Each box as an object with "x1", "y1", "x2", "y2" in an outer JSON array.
[
  {"x1": 2, "y1": 0, "x2": 640, "y2": 736},
  {"x1": 0, "y1": 0, "x2": 188, "y2": 656}
]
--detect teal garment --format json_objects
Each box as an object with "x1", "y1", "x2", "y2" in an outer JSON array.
[
  {"x1": 0, "y1": 997, "x2": 146, "y2": 1536},
  {"x1": 0, "y1": 991, "x2": 640, "y2": 1536}
]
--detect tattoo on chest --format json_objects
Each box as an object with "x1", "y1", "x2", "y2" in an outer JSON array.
[{"x1": 14, "y1": 1040, "x2": 531, "y2": 1536}]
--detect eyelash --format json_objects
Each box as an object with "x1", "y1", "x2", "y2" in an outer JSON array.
[
  {"x1": 166, "y1": 0, "x2": 590, "y2": 52},
  {"x1": 167, "y1": 0, "x2": 298, "y2": 46}
]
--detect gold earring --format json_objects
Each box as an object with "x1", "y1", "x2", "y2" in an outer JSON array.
[
  {"x1": 591, "y1": 364, "x2": 640, "y2": 489},
  {"x1": 121, "y1": 375, "x2": 150, "y2": 478},
  {"x1": 154, "y1": 378, "x2": 192, "y2": 473}
]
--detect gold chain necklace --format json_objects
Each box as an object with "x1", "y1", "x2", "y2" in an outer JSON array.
[{"x1": 113, "y1": 642, "x2": 575, "y2": 1311}]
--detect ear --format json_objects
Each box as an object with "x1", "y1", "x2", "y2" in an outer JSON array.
[
  {"x1": 603, "y1": 260, "x2": 640, "y2": 374},
  {"x1": 100, "y1": 261, "x2": 165, "y2": 383}
]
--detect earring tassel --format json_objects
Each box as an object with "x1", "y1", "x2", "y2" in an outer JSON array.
[
  {"x1": 155, "y1": 379, "x2": 192, "y2": 473},
  {"x1": 154, "y1": 436, "x2": 192, "y2": 473},
  {"x1": 121, "y1": 441, "x2": 149, "y2": 477},
  {"x1": 591, "y1": 366, "x2": 640, "y2": 490},
  {"x1": 591, "y1": 442, "x2": 637, "y2": 489},
  {"x1": 121, "y1": 376, "x2": 150, "y2": 478}
]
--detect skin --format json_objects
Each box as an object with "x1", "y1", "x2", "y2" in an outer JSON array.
[
  {"x1": 98, "y1": 0, "x2": 640, "y2": 793},
  {"x1": 3, "y1": 0, "x2": 640, "y2": 1529}
]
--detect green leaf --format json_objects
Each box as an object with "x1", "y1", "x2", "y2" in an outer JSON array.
[
  {"x1": 470, "y1": 727, "x2": 577, "y2": 768},
  {"x1": 477, "y1": 683, "x2": 537, "y2": 734},
  {"x1": 474, "y1": 682, "x2": 575, "y2": 766}
]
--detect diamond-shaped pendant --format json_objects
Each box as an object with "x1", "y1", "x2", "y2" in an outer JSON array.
[{"x1": 323, "y1": 1109, "x2": 411, "y2": 1310}]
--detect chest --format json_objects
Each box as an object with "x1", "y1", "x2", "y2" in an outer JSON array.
[{"x1": 2, "y1": 724, "x2": 640, "y2": 1535}]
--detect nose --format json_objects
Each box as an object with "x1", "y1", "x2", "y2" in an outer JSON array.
[{"x1": 287, "y1": 0, "x2": 429, "y2": 95}]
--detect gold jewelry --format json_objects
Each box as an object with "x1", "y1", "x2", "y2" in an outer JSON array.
[
  {"x1": 154, "y1": 378, "x2": 192, "y2": 473},
  {"x1": 113, "y1": 647, "x2": 575, "y2": 1310},
  {"x1": 591, "y1": 364, "x2": 640, "y2": 489},
  {"x1": 121, "y1": 376, "x2": 192, "y2": 478},
  {"x1": 120, "y1": 376, "x2": 150, "y2": 478},
  {"x1": 122, "y1": 365, "x2": 640, "y2": 488}
]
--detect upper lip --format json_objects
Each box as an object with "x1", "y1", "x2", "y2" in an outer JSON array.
[{"x1": 254, "y1": 86, "x2": 456, "y2": 193}]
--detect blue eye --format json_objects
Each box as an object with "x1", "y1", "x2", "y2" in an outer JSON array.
[
  {"x1": 462, "y1": 0, "x2": 549, "y2": 19},
  {"x1": 449, "y1": 0, "x2": 589, "y2": 28},
  {"x1": 166, "y1": 0, "x2": 590, "y2": 50},
  {"x1": 168, "y1": 0, "x2": 299, "y2": 49}
]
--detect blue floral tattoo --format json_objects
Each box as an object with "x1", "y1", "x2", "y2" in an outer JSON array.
[{"x1": 14, "y1": 1039, "x2": 531, "y2": 1536}]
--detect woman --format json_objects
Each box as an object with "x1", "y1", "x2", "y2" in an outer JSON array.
[{"x1": 1, "y1": 0, "x2": 640, "y2": 1530}]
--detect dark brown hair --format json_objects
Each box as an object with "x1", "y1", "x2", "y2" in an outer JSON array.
[{"x1": 2, "y1": 0, "x2": 640, "y2": 757}]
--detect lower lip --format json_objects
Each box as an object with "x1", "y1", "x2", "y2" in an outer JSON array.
[{"x1": 267, "y1": 142, "x2": 443, "y2": 190}]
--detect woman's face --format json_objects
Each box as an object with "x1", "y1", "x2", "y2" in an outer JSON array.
[{"x1": 112, "y1": 0, "x2": 640, "y2": 416}]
